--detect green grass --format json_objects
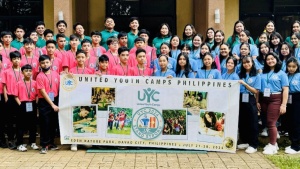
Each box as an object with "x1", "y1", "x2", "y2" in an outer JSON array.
[
  {"x1": 107, "y1": 127, "x2": 131, "y2": 135},
  {"x1": 267, "y1": 155, "x2": 300, "y2": 169}
]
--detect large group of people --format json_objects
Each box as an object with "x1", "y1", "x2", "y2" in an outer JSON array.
[{"x1": 0, "y1": 16, "x2": 300, "y2": 155}]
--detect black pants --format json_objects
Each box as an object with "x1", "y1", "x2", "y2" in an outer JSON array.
[
  {"x1": 16, "y1": 101, "x2": 37, "y2": 146},
  {"x1": 0, "y1": 94, "x2": 6, "y2": 143},
  {"x1": 5, "y1": 95, "x2": 18, "y2": 141},
  {"x1": 239, "y1": 94, "x2": 259, "y2": 148},
  {"x1": 38, "y1": 97, "x2": 58, "y2": 147},
  {"x1": 287, "y1": 93, "x2": 300, "y2": 151}
]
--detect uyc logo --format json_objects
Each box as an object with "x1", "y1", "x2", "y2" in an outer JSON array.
[{"x1": 138, "y1": 88, "x2": 160, "y2": 103}]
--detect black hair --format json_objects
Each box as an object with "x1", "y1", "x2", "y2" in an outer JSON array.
[
  {"x1": 91, "y1": 31, "x2": 102, "y2": 37},
  {"x1": 21, "y1": 64, "x2": 32, "y2": 71},
  {"x1": 263, "y1": 52, "x2": 282, "y2": 73},
  {"x1": 290, "y1": 20, "x2": 300, "y2": 36},
  {"x1": 0, "y1": 54, "x2": 2, "y2": 61},
  {"x1": 138, "y1": 29, "x2": 150, "y2": 36},
  {"x1": 35, "y1": 21, "x2": 45, "y2": 27},
  {"x1": 73, "y1": 22, "x2": 83, "y2": 30},
  {"x1": 204, "y1": 27, "x2": 215, "y2": 43},
  {"x1": 129, "y1": 17, "x2": 139, "y2": 23},
  {"x1": 14, "y1": 25, "x2": 25, "y2": 32},
  {"x1": 175, "y1": 52, "x2": 193, "y2": 77},
  {"x1": 264, "y1": 20, "x2": 276, "y2": 33},
  {"x1": 118, "y1": 46, "x2": 129, "y2": 55},
  {"x1": 219, "y1": 43, "x2": 231, "y2": 64},
  {"x1": 80, "y1": 106, "x2": 91, "y2": 112},
  {"x1": 158, "y1": 23, "x2": 172, "y2": 37},
  {"x1": 136, "y1": 48, "x2": 146, "y2": 57},
  {"x1": 134, "y1": 37, "x2": 145, "y2": 43},
  {"x1": 23, "y1": 38, "x2": 34, "y2": 45},
  {"x1": 99, "y1": 54, "x2": 109, "y2": 62},
  {"x1": 291, "y1": 32, "x2": 300, "y2": 49},
  {"x1": 158, "y1": 54, "x2": 169, "y2": 61},
  {"x1": 56, "y1": 33, "x2": 66, "y2": 40},
  {"x1": 257, "y1": 42, "x2": 270, "y2": 65},
  {"x1": 160, "y1": 42, "x2": 171, "y2": 56},
  {"x1": 1, "y1": 31, "x2": 13, "y2": 38},
  {"x1": 76, "y1": 49, "x2": 86, "y2": 56},
  {"x1": 239, "y1": 42, "x2": 251, "y2": 58},
  {"x1": 9, "y1": 51, "x2": 21, "y2": 60},
  {"x1": 46, "y1": 39, "x2": 57, "y2": 46},
  {"x1": 279, "y1": 42, "x2": 293, "y2": 61},
  {"x1": 106, "y1": 36, "x2": 118, "y2": 46},
  {"x1": 70, "y1": 34, "x2": 79, "y2": 41},
  {"x1": 170, "y1": 35, "x2": 180, "y2": 47},
  {"x1": 81, "y1": 39, "x2": 92, "y2": 46},
  {"x1": 240, "y1": 30, "x2": 251, "y2": 43},
  {"x1": 231, "y1": 20, "x2": 246, "y2": 46},
  {"x1": 182, "y1": 24, "x2": 196, "y2": 40},
  {"x1": 239, "y1": 55, "x2": 257, "y2": 78},
  {"x1": 226, "y1": 56, "x2": 238, "y2": 67},
  {"x1": 201, "y1": 52, "x2": 217, "y2": 69},
  {"x1": 43, "y1": 29, "x2": 53, "y2": 37},
  {"x1": 200, "y1": 43, "x2": 212, "y2": 60},
  {"x1": 203, "y1": 111, "x2": 217, "y2": 129},
  {"x1": 192, "y1": 33, "x2": 203, "y2": 50},
  {"x1": 286, "y1": 57, "x2": 300, "y2": 74},
  {"x1": 117, "y1": 31, "x2": 127, "y2": 39},
  {"x1": 269, "y1": 32, "x2": 283, "y2": 49},
  {"x1": 28, "y1": 30, "x2": 37, "y2": 37},
  {"x1": 211, "y1": 30, "x2": 225, "y2": 51},
  {"x1": 180, "y1": 43, "x2": 192, "y2": 51},
  {"x1": 104, "y1": 17, "x2": 114, "y2": 23},
  {"x1": 56, "y1": 20, "x2": 67, "y2": 28},
  {"x1": 39, "y1": 54, "x2": 51, "y2": 62}
]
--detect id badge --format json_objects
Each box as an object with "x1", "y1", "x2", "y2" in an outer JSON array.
[
  {"x1": 26, "y1": 102, "x2": 33, "y2": 112},
  {"x1": 288, "y1": 95, "x2": 292, "y2": 104},
  {"x1": 264, "y1": 88, "x2": 271, "y2": 97},
  {"x1": 48, "y1": 92, "x2": 55, "y2": 101},
  {"x1": 242, "y1": 93, "x2": 249, "y2": 103}
]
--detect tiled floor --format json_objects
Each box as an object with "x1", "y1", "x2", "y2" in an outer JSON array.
[{"x1": 0, "y1": 145, "x2": 278, "y2": 169}]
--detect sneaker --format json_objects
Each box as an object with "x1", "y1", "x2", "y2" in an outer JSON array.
[
  {"x1": 237, "y1": 143, "x2": 249, "y2": 149},
  {"x1": 40, "y1": 147, "x2": 48, "y2": 154},
  {"x1": 31, "y1": 143, "x2": 39, "y2": 150},
  {"x1": 285, "y1": 146, "x2": 291, "y2": 150},
  {"x1": 17, "y1": 145, "x2": 27, "y2": 152},
  {"x1": 8, "y1": 141, "x2": 17, "y2": 150},
  {"x1": 48, "y1": 144, "x2": 59, "y2": 150},
  {"x1": 285, "y1": 148, "x2": 300, "y2": 154},
  {"x1": 245, "y1": 146, "x2": 257, "y2": 154},
  {"x1": 263, "y1": 144, "x2": 278, "y2": 155},
  {"x1": 260, "y1": 128, "x2": 268, "y2": 137},
  {"x1": 264, "y1": 143, "x2": 279, "y2": 151},
  {"x1": 71, "y1": 144, "x2": 77, "y2": 151}
]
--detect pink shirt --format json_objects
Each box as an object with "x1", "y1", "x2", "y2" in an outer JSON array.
[
  {"x1": 19, "y1": 47, "x2": 43, "y2": 58},
  {"x1": 54, "y1": 49, "x2": 67, "y2": 60},
  {"x1": 69, "y1": 67, "x2": 94, "y2": 74},
  {"x1": 94, "y1": 70, "x2": 112, "y2": 75},
  {"x1": 131, "y1": 66, "x2": 152, "y2": 76},
  {"x1": 0, "y1": 70, "x2": 4, "y2": 94},
  {"x1": 85, "y1": 55, "x2": 98, "y2": 71},
  {"x1": 36, "y1": 71, "x2": 60, "y2": 98},
  {"x1": 20, "y1": 56, "x2": 39, "y2": 79},
  {"x1": 90, "y1": 46, "x2": 106, "y2": 58},
  {"x1": 41, "y1": 46, "x2": 47, "y2": 55},
  {"x1": 1, "y1": 47, "x2": 17, "y2": 70},
  {"x1": 104, "y1": 50, "x2": 120, "y2": 72},
  {"x1": 2, "y1": 68, "x2": 24, "y2": 95},
  {"x1": 62, "y1": 50, "x2": 77, "y2": 70},
  {"x1": 50, "y1": 57, "x2": 63, "y2": 74},
  {"x1": 128, "y1": 46, "x2": 157, "y2": 68},
  {"x1": 14, "y1": 80, "x2": 37, "y2": 102},
  {"x1": 112, "y1": 64, "x2": 134, "y2": 76}
]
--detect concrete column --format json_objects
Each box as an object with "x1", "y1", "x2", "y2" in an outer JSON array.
[{"x1": 194, "y1": 0, "x2": 225, "y2": 36}]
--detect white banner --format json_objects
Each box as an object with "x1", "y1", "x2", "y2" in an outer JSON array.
[{"x1": 59, "y1": 75, "x2": 240, "y2": 153}]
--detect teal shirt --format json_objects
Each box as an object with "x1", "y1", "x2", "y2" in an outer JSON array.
[
  {"x1": 36, "y1": 36, "x2": 46, "y2": 48},
  {"x1": 77, "y1": 35, "x2": 92, "y2": 50},
  {"x1": 53, "y1": 35, "x2": 70, "y2": 50},
  {"x1": 285, "y1": 36, "x2": 293, "y2": 47},
  {"x1": 11, "y1": 39, "x2": 24, "y2": 50},
  {"x1": 152, "y1": 36, "x2": 171, "y2": 55},
  {"x1": 226, "y1": 36, "x2": 254, "y2": 49},
  {"x1": 100, "y1": 29, "x2": 119, "y2": 50},
  {"x1": 127, "y1": 31, "x2": 138, "y2": 49},
  {"x1": 181, "y1": 39, "x2": 193, "y2": 47}
]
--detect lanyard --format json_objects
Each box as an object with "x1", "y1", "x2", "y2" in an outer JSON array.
[
  {"x1": 93, "y1": 47, "x2": 101, "y2": 57},
  {"x1": 178, "y1": 70, "x2": 185, "y2": 78},
  {"x1": 25, "y1": 55, "x2": 34, "y2": 66},
  {"x1": 205, "y1": 70, "x2": 212, "y2": 79},
  {"x1": 100, "y1": 70, "x2": 107, "y2": 75},
  {"x1": 85, "y1": 56, "x2": 91, "y2": 68},
  {"x1": 137, "y1": 65, "x2": 145, "y2": 76},
  {"x1": 160, "y1": 70, "x2": 167, "y2": 77},
  {"x1": 120, "y1": 64, "x2": 128, "y2": 76},
  {"x1": 295, "y1": 48, "x2": 300, "y2": 58},
  {"x1": 288, "y1": 74, "x2": 295, "y2": 90},
  {"x1": 76, "y1": 66, "x2": 85, "y2": 74},
  {"x1": 13, "y1": 68, "x2": 21, "y2": 82},
  {"x1": 267, "y1": 71, "x2": 274, "y2": 84},
  {"x1": 23, "y1": 79, "x2": 32, "y2": 99},
  {"x1": 171, "y1": 50, "x2": 179, "y2": 58},
  {"x1": 43, "y1": 71, "x2": 52, "y2": 89},
  {"x1": 4, "y1": 47, "x2": 11, "y2": 59},
  {"x1": 224, "y1": 72, "x2": 233, "y2": 79},
  {"x1": 110, "y1": 51, "x2": 118, "y2": 65}
]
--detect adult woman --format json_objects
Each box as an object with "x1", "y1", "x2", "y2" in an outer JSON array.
[
  {"x1": 152, "y1": 23, "x2": 172, "y2": 55},
  {"x1": 226, "y1": 20, "x2": 254, "y2": 48}
]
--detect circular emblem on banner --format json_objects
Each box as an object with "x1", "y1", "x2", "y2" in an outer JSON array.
[
  {"x1": 61, "y1": 75, "x2": 77, "y2": 91},
  {"x1": 132, "y1": 107, "x2": 163, "y2": 140},
  {"x1": 223, "y1": 137, "x2": 235, "y2": 150}
]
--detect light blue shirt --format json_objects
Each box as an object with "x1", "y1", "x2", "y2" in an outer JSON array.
[
  {"x1": 211, "y1": 46, "x2": 220, "y2": 59},
  {"x1": 220, "y1": 58, "x2": 227, "y2": 74},
  {"x1": 240, "y1": 73, "x2": 261, "y2": 93},
  {"x1": 232, "y1": 43, "x2": 259, "y2": 58},
  {"x1": 261, "y1": 70, "x2": 289, "y2": 93},
  {"x1": 288, "y1": 73, "x2": 300, "y2": 93},
  {"x1": 281, "y1": 60, "x2": 287, "y2": 71},
  {"x1": 171, "y1": 49, "x2": 181, "y2": 60},
  {"x1": 222, "y1": 72, "x2": 239, "y2": 80},
  {"x1": 154, "y1": 69, "x2": 176, "y2": 77},
  {"x1": 153, "y1": 57, "x2": 176, "y2": 72},
  {"x1": 189, "y1": 58, "x2": 199, "y2": 72},
  {"x1": 196, "y1": 69, "x2": 222, "y2": 79},
  {"x1": 295, "y1": 48, "x2": 300, "y2": 61},
  {"x1": 176, "y1": 70, "x2": 195, "y2": 78}
]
